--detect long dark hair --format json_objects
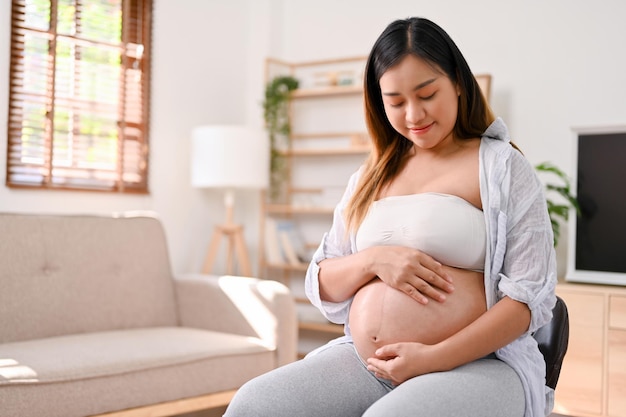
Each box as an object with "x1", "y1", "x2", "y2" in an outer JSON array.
[{"x1": 346, "y1": 17, "x2": 495, "y2": 231}]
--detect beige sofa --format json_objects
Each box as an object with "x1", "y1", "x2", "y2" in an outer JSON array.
[{"x1": 0, "y1": 212, "x2": 297, "y2": 417}]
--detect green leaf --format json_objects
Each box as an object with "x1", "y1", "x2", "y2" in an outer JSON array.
[
  {"x1": 262, "y1": 75, "x2": 299, "y2": 202},
  {"x1": 535, "y1": 161, "x2": 580, "y2": 247}
]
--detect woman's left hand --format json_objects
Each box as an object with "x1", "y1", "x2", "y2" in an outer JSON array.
[{"x1": 366, "y1": 342, "x2": 439, "y2": 385}]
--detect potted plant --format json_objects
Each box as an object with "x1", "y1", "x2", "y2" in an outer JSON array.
[
  {"x1": 535, "y1": 162, "x2": 581, "y2": 247},
  {"x1": 263, "y1": 75, "x2": 299, "y2": 203}
]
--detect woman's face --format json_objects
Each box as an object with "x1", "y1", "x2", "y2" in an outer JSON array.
[{"x1": 379, "y1": 54, "x2": 460, "y2": 150}]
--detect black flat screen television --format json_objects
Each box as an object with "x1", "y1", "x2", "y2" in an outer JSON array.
[{"x1": 566, "y1": 126, "x2": 626, "y2": 286}]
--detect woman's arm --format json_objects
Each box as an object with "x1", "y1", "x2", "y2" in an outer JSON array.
[
  {"x1": 319, "y1": 245, "x2": 454, "y2": 304},
  {"x1": 317, "y1": 251, "x2": 376, "y2": 303},
  {"x1": 434, "y1": 296, "x2": 530, "y2": 370}
]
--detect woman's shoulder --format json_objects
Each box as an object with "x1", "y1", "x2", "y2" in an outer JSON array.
[
  {"x1": 348, "y1": 165, "x2": 365, "y2": 187},
  {"x1": 478, "y1": 119, "x2": 538, "y2": 186},
  {"x1": 481, "y1": 117, "x2": 511, "y2": 143},
  {"x1": 480, "y1": 137, "x2": 535, "y2": 176},
  {"x1": 479, "y1": 118, "x2": 527, "y2": 163},
  {"x1": 337, "y1": 165, "x2": 366, "y2": 203}
]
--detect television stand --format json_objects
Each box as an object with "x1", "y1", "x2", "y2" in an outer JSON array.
[{"x1": 554, "y1": 282, "x2": 626, "y2": 417}]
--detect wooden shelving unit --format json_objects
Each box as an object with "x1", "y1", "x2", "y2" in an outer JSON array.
[
  {"x1": 265, "y1": 262, "x2": 309, "y2": 272},
  {"x1": 298, "y1": 321, "x2": 344, "y2": 335},
  {"x1": 290, "y1": 84, "x2": 363, "y2": 99},
  {"x1": 260, "y1": 56, "x2": 368, "y2": 355},
  {"x1": 279, "y1": 147, "x2": 370, "y2": 157},
  {"x1": 265, "y1": 204, "x2": 335, "y2": 215}
]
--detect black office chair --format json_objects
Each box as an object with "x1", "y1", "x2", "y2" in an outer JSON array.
[{"x1": 533, "y1": 295, "x2": 570, "y2": 389}]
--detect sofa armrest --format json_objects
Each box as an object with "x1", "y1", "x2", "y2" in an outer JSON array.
[{"x1": 174, "y1": 274, "x2": 297, "y2": 366}]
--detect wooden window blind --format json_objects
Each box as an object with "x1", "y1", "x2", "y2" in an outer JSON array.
[{"x1": 6, "y1": 0, "x2": 153, "y2": 192}]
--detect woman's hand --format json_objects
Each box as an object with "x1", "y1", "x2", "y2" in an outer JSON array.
[
  {"x1": 370, "y1": 246, "x2": 454, "y2": 304},
  {"x1": 366, "y1": 342, "x2": 439, "y2": 385}
]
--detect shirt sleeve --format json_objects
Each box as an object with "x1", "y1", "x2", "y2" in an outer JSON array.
[
  {"x1": 304, "y1": 168, "x2": 362, "y2": 324},
  {"x1": 497, "y1": 151, "x2": 557, "y2": 334}
]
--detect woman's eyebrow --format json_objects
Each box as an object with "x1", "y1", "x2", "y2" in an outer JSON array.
[{"x1": 382, "y1": 78, "x2": 437, "y2": 96}]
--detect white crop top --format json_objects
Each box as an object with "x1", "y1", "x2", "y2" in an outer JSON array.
[{"x1": 355, "y1": 192, "x2": 486, "y2": 271}]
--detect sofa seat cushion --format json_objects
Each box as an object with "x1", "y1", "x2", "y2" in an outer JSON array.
[{"x1": 0, "y1": 327, "x2": 275, "y2": 417}]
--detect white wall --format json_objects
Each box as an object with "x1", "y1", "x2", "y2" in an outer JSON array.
[
  {"x1": 148, "y1": 0, "x2": 269, "y2": 275},
  {"x1": 1, "y1": 0, "x2": 625, "y2": 276}
]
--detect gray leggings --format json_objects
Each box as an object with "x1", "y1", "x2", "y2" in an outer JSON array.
[{"x1": 224, "y1": 342, "x2": 525, "y2": 417}]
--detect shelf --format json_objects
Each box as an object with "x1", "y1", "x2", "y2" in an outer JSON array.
[
  {"x1": 291, "y1": 84, "x2": 362, "y2": 99},
  {"x1": 265, "y1": 262, "x2": 309, "y2": 272},
  {"x1": 299, "y1": 321, "x2": 344, "y2": 335},
  {"x1": 277, "y1": 146, "x2": 370, "y2": 157},
  {"x1": 275, "y1": 55, "x2": 367, "y2": 67},
  {"x1": 265, "y1": 204, "x2": 334, "y2": 215},
  {"x1": 291, "y1": 131, "x2": 366, "y2": 140}
]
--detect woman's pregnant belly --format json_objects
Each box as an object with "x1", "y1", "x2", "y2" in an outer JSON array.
[{"x1": 348, "y1": 266, "x2": 487, "y2": 361}]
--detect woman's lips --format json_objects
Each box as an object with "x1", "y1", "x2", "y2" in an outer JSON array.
[{"x1": 409, "y1": 122, "x2": 433, "y2": 134}]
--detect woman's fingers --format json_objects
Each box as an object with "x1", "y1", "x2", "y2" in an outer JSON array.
[
  {"x1": 403, "y1": 283, "x2": 430, "y2": 304},
  {"x1": 405, "y1": 265, "x2": 455, "y2": 303},
  {"x1": 404, "y1": 279, "x2": 445, "y2": 303},
  {"x1": 377, "y1": 246, "x2": 455, "y2": 303},
  {"x1": 418, "y1": 257, "x2": 454, "y2": 285},
  {"x1": 419, "y1": 265, "x2": 455, "y2": 292}
]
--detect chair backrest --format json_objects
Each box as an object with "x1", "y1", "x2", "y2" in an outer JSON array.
[{"x1": 533, "y1": 295, "x2": 570, "y2": 389}]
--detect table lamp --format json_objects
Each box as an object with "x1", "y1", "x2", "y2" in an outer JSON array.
[{"x1": 191, "y1": 125, "x2": 269, "y2": 276}]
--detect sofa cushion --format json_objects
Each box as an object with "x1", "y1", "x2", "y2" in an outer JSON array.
[
  {"x1": 0, "y1": 327, "x2": 275, "y2": 417},
  {"x1": 0, "y1": 213, "x2": 179, "y2": 343}
]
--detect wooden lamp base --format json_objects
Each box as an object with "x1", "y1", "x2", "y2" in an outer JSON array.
[{"x1": 201, "y1": 190, "x2": 252, "y2": 277}]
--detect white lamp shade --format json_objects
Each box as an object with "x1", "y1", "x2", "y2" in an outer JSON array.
[{"x1": 191, "y1": 125, "x2": 269, "y2": 189}]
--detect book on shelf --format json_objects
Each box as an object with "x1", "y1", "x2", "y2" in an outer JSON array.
[
  {"x1": 279, "y1": 231, "x2": 300, "y2": 265},
  {"x1": 264, "y1": 217, "x2": 283, "y2": 264},
  {"x1": 296, "y1": 303, "x2": 331, "y2": 325},
  {"x1": 265, "y1": 218, "x2": 310, "y2": 266}
]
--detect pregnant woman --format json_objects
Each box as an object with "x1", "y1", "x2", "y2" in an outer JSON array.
[{"x1": 224, "y1": 17, "x2": 557, "y2": 417}]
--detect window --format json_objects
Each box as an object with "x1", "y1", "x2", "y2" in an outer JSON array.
[{"x1": 7, "y1": 0, "x2": 153, "y2": 193}]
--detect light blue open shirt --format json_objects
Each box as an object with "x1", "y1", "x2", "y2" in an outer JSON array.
[{"x1": 304, "y1": 118, "x2": 558, "y2": 417}]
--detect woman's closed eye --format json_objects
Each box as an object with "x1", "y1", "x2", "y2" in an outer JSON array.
[{"x1": 386, "y1": 90, "x2": 436, "y2": 108}]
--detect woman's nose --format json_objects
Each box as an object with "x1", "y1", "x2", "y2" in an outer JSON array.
[{"x1": 405, "y1": 100, "x2": 425, "y2": 124}]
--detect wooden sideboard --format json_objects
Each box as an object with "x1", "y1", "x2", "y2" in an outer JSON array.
[{"x1": 554, "y1": 282, "x2": 626, "y2": 417}]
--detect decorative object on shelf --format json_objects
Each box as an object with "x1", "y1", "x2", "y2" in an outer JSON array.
[
  {"x1": 535, "y1": 162, "x2": 580, "y2": 247},
  {"x1": 350, "y1": 132, "x2": 370, "y2": 149},
  {"x1": 191, "y1": 125, "x2": 269, "y2": 276},
  {"x1": 312, "y1": 70, "x2": 356, "y2": 87},
  {"x1": 263, "y1": 75, "x2": 299, "y2": 203}
]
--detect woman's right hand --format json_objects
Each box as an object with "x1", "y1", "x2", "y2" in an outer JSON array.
[{"x1": 368, "y1": 245, "x2": 454, "y2": 304}]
